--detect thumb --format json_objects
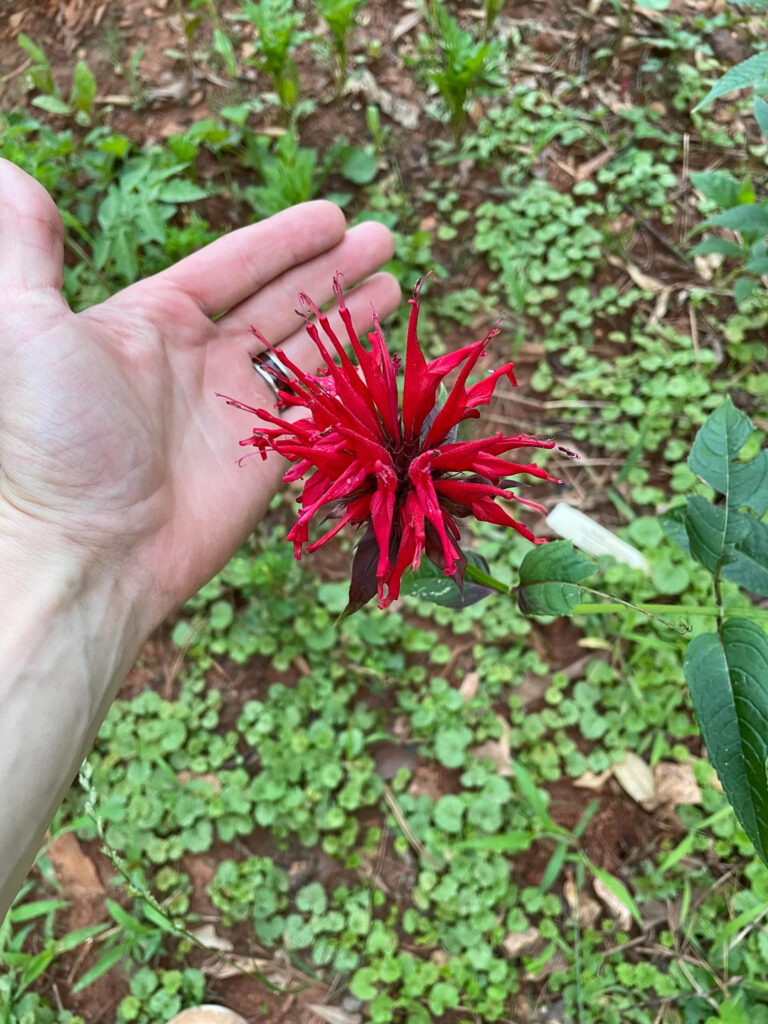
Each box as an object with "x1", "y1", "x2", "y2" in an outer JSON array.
[{"x1": 0, "y1": 159, "x2": 64, "y2": 294}]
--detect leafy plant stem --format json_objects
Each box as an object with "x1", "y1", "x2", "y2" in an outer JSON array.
[
  {"x1": 577, "y1": 587, "x2": 691, "y2": 634},
  {"x1": 463, "y1": 560, "x2": 511, "y2": 596}
]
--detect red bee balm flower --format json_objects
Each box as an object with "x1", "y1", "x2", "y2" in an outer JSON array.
[{"x1": 221, "y1": 278, "x2": 566, "y2": 613}]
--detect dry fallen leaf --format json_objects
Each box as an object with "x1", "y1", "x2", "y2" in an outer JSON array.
[
  {"x1": 166, "y1": 1008, "x2": 247, "y2": 1024},
  {"x1": 644, "y1": 762, "x2": 703, "y2": 812},
  {"x1": 606, "y1": 254, "x2": 668, "y2": 294},
  {"x1": 503, "y1": 928, "x2": 541, "y2": 958},
  {"x1": 459, "y1": 671, "x2": 480, "y2": 701},
  {"x1": 593, "y1": 877, "x2": 633, "y2": 931},
  {"x1": 573, "y1": 149, "x2": 614, "y2": 182},
  {"x1": 190, "y1": 924, "x2": 233, "y2": 953},
  {"x1": 344, "y1": 70, "x2": 419, "y2": 129},
  {"x1": 48, "y1": 833, "x2": 104, "y2": 898},
  {"x1": 573, "y1": 769, "x2": 611, "y2": 791},
  {"x1": 469, "y1": 715, "x2": 512, "y2": 776},
  {"x1": 611, "y1": 752, "x2": 655, "y2": 806},
  {"x1": 694, "y1": 251, "x2": 725, "y2": 281},
  {"x1": 306, "y1": 1005, "x2": 362, "y2": 1024}
]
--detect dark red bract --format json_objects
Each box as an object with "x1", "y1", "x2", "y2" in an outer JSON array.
[{"x1": 221, "y1": 277, "x2": 566, "y2": 612}]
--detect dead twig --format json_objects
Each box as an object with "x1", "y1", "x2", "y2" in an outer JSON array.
[{"x1": 382, "y1": 784, "x2": 443, "y2": 871}]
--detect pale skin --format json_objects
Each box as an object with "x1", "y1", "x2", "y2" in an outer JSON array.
[{"x1": 0, "y1": 158, "x2": 400, "y2": 917}]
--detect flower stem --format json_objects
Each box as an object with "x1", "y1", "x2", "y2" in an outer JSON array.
[{"x1": 464, "y1": 561, "x2": 511, "y2": 595}]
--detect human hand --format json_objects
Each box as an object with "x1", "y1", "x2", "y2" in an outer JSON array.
[{"x1": 0, "y1": 159, "x2": 400, "y2": 632}]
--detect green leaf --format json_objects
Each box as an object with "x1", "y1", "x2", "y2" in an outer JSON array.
[
  {"x1": 400, "y1": 551, "x2": 494, "y2": 608},
  {"x1": 434, "y1": 794, "x2": 465, "y2": 834},
  {"x1": 429, "y1": 982, "x2": 460, "y2": 1015},
  {"x1": 31, "y1": 95, "x2": 71, "y2": 115},
  {"x1": 349, "y1": 966, "x2": 378, "y2": 1000},
  {"x1": 690, "y1": 170, "x2": 742, "y2": 209},
  {"x1": 660, "y1": 507, "x2": 691, "y2": 556},
  {"x1": 157, "y1": 180, "x2": 208, "y2": 203},
  {"x1": 17, "y1": 33, "x2": 49, "y2": 66},
  {"x1": 72, "y1": 60, "x2": 97, "y2": 114},
  {"x1": 734, "y1": 276, "x2": 758, "y2": 306},
  {"x1": 723, "y1": 517, "x2": 768, "y2": 596},
  {"x1": 10, "y1": 898, "x2": 68, "y2": 922},
  {"x1": 516, "y1": 540, "x2": 595, "y2": 616},
  {"x1": 684, "y1": 497, "x2": 750, "y2": 574},
  {"x1": 213, "y1": 27, "x2": 238, "y2": 77},
  {"x1": 434, "y1": 724, "x2": 473, "y2": 768},
  {"x1": 684, "y1": 618, "x2": 768, "y2": 863},
  {"x1": 689, "y1": 237, "x2": 743, "y2": 258},
  {"x1": 73, "y1": 940, "x2": 134, "y2": 992},
  {"x1": 705, "y1": 204, "x2": 768, "y2": 236},
  {"x1": 688, "y1": 396, "x2": 768, "y2": 514},
  {"x1": 755, "y1": 95, "x2": 768, "y2": 137},
  {"x1": 695, "y1": 51, "x2": 768, "y2": 111},
  {"x1": 341, "y1": 147, "x2": 379, "y2": 184}
]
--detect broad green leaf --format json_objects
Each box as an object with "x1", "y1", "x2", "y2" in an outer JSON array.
[
  {"x1": 704, "y1": 203, "x2": 768, "y2": 236},
  {"x1": 516, "y1": 540, "x2": 595, "y2": 616},
  {"x1": 734, "y1": 276, "x2": 758, "y2": 306},
  {"x1": 341, "y1": 147, "x2": 379, "y2": 184},
  {"x1": 689, "y1": 396, "x2": 768, "y2": 514},
  {"x1": 723, "y1": 517, "x2": 768, "y2": 596},
  {"x1": 684, "y1": 618, "x2": 768, "y2": 863},
  {"x1": 17, "y1": 33, "x2": 49, "y2": 66},
  {"x1": 689, "y1": 170, "x2": 742, "y2": 209},
  {"x1": 31, "y1": 95, "x2": 71, "y2": 115},
  {"x1": 695, "y1": 50, "x2": 768, "y2": 111},
  {"x1": 157, "y1": 179, "x2": 208, "y2": 203},
  {"x1": 401, "y1": 550, "x2": 494, "y2": 608},
  {"x1": 72, "y1": 60, "x2": 97, "y2": 114},
  {"x1": 744, "y1": 256, "x2": 768, "y2": 274},
  {"x1": 213, "y1": 27, "x2": 238, "y2": 77},
  {"x1": 684, "y1": 496, "x2": 750, "y2": 574},
  {"x1": 659, "y1": 507, "x2": 691, "y2": 555},
  {"x1": 349, "y1": 966, "x2": 378, "y2": 1000},
  {"x1": 756, "y1": 95, "x2": 768, "y2": 137},
  {"x1": 689, "y1": 237, "x2": 743, "y2": 258}
]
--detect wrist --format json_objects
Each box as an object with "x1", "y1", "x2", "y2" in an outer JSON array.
[
  {"x1": 0, "y1": 504, "x2": 148, "y2": 917},
  {"x1": 0, "y1": 501, "x2": 149, "y2": 644}
]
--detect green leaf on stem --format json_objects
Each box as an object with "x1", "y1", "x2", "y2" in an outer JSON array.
[
  {"x1": 688, "y1": 395, "x2": 768, "y2": 515},
  {"x1": 684, "y1": 617, "x2": 768, "y2": 864},
  {"x1": 401, "y1": 550, "x2": 494, "y2": 608},
  {"x1": 722, "y1": 517, "x2": 768, "y2": 597},
  {"x1": 694, "y1": 51, "x2": 768, "y2": 111},
  {"x1": 684, "y1": 497, "x2": 750, "y2": 575},
  {"x1": 516, "y1": 540, "x2": 595, "y2": 616}
]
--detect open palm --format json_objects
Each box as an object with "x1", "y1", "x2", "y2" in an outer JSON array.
[{"x1": 0, "y1": 159, "x2": 399, "y2": 629}]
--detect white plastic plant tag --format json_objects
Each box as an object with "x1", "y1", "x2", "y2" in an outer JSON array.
[{"x1": 546, "y1": 503, "x2": 650, "y2": 575}]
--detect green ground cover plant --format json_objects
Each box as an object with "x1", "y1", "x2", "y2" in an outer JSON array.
[{"x1": 3, "y1": 1, "x2": 768, "y2": 1022}]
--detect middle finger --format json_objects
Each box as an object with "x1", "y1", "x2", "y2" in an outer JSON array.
[{"x1": 216, "y1": 221, "x2": 396, "y2": 344}]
